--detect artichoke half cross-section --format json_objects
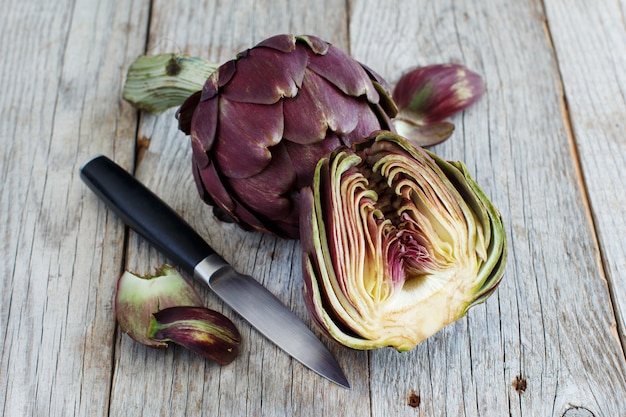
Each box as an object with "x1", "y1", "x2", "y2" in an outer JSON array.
[{"x1": 300, "y1": 132, "x2": 506, "y2": 351}]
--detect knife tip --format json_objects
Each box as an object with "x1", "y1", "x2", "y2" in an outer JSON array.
[
  {"x1": 335, "y1": 375, "x2": 351, "y2": 390},
  {"x1": 321, "y1": 366, "x2": 350, "y2": 389}
]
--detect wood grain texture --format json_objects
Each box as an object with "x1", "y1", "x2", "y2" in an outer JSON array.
[
  {"x1": 543, "y1": 0, "x2": 626, "y2": 345},
  {"x1": 2, "y1": 0, "x2": 626, "y2": 416},
  {"x1": 0, "y1": 0, "x2": 148, "y2": 416}
]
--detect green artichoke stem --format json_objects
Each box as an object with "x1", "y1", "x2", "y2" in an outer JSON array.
[{"x1": 123, "y1": 53, "x2": 218, "y2": 114}]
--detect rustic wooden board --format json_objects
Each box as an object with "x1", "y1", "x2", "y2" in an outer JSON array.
[
  {"x1": 2, "y1": 0, "x2": 626, "y2": 416},
  {"x1": 544, "y1": 0, "x2": 626, "y2": 345},
  {"x1": 0, "y1": 0, "x2": 147, "y2": 416}
]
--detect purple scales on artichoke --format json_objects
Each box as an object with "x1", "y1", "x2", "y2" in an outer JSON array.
[{"x1": 177, "y1": 34, "x2": 397, "y2": 238}]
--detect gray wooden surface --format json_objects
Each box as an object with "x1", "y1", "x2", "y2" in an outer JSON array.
[{"x1": 2, "y1": 0, "x2": 625, "y2": 416}]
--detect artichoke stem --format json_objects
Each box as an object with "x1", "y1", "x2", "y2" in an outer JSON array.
[{"x1": 123, "y1": 53, "x2": 218, "y2": 114}]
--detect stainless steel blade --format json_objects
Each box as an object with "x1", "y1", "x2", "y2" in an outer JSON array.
[{"x1": 195, "y1": 254, "x2": 350, "y2": 389}]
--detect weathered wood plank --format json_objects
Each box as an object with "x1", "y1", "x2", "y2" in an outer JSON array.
[
  {"x1": 107, "y1": 1, "x2": 373, "y2": 416},
  {"x1": 0, "y1": 0, "x2": 148, "y2": 416},
  {"x1": 349, "y1": 0, "x2": 626, "y2": 416},
  {"x1": 544, "y1": 0, "x2": 626, "y2": 346},
  {"x1": 3, "y1": 0, "x2": 625, "y2": 416}
]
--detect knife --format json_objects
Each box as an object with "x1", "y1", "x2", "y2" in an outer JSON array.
[{"x1": 80, "y1": 155, "x2": 349, "y2": 389}]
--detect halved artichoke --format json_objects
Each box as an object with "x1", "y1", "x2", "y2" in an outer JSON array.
[{"x1": 300, "y1": 131, "x2": 506, "y2": 350}]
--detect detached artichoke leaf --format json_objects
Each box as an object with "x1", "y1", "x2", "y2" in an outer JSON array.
[
  {"x1": 301, "y1": 131, "x2": 506, "y2": 351},
  {"x1": 391, "y1": 120, "x2": 455, "y2": 148},
  {"x1": 149, "y1": 306, "x2": 241, "y2": 366},
  {"x1": 392, "y1": 64, "x2": 485, "y2": 147}
]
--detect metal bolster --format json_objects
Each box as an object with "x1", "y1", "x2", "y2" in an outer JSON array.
[{"x1": 193, "y1": 253, "x2": 229, "y2": 286}]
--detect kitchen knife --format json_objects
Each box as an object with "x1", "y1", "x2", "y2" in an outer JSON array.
[{"x1": 80, "y1": 155, "x2": 349, "y2": 389}]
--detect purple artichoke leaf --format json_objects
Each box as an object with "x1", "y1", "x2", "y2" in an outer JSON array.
[
  {"x1": 307, "y1": 44, "x2": 380, "y2": 103},
  {"x1": 295, "y1": 34, "x2": 330, "y2": 55},
  {"x1": 370, "y1": 80, "x2": 399, "y2": 123},
  {"x1": 176, "y1": 91, "x2": 202, "y2": 135},
  {"x1": 149, "y1": 306, "x2": 241, "y2": 366},
  {"x1": 283, "y1": 133, "x2": 342, "y2": 188},
  {"x1": 283, "y1": 70, "x2": 360, "y2": 144},
  {"x1": 188, "y1": 96, "x2": 219, "y2": 158},
  {"x1": 392, "y1": 120, "x2": 455, "y2": 147},
  {"x1": 359, "y1": 64, "x2": 393, "y2": 97},
  {"x1": 198, "y1": 66, "x2": 219, "y2": 102},
  {"x1": 256, "y1": 33, "x2": 298, "y2": 53},
  {"x1": 391, "y1": 64, "x2": 485, "y2": 147},
  {"x1": 339, "y1": 104, "x2": 391, "y2": 148},
  {"x1": 222, "y1": 46, "x2": 307, "y2": 104},
  {"x1": 392, "y1": 64, "x2": 486, "y2": 127},
  {"x1": 229, "y1": 154, "x2": 298, "y2": 220},
  {"x1": 213, "y1": 99, "x2": 284, "y2": 179},
  {"x1": 214, "y1": 60, "x2": 237, "y2": 93},
  {"x1": 194, "y1": 159, "x2": 236, "y2": 212},
  {"x1": 193, "y1": 160, "x2": 272, "y2": 233}
]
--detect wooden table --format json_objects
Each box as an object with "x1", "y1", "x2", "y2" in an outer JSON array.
[{"x1": 2, "y1": 0, "x2": 625, "y2": 415}]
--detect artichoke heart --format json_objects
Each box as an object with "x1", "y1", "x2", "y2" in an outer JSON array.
[{"x1": 300, "y1": 131, "x2": 506, "y2": 351}]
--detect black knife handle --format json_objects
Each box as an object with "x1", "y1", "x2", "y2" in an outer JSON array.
[{"x1": 80, "y1": 155, "x2": 214, "y2": 274}]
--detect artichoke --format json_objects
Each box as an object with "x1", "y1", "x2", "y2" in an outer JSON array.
[
  {"x1": 300, "y1": 131, "x2": 506, "y2": 350},
  {"x1": 176, "y1": 34, "x2": 397, "y2": 238}
]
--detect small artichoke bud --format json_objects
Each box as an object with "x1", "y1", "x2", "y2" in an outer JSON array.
[
  {"x1": 115, "y1": 265, "x2": 240, "y2": 365},
  {"x1": 392, "y1": 64, "x2": 485, "y2": 146},
  {"x1": 115, "y1": 265, "x2": 205, "y2": 348},
  {"x1": 149, "y1": 306, "x2": 241, "y2": 365}
]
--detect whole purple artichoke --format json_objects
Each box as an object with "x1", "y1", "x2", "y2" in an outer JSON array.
[{"x1": 177, "y1": 34, "x2": 397, "y2": 238}]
